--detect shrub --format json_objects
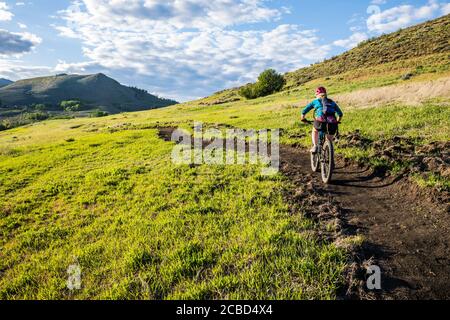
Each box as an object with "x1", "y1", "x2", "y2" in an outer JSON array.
[
  {"x1": 0, "y1": 119, "x2": 11, "y2": 131},
  {"x1": 239, "y1": 84, "x2": 259, "y2": 99},
  {"x1": 25, "y1": 112, "x2": 49, "y2": 121},
  {"x1": 90, "y1": 110, "x2": 109, "y2": 117},
  {"x1": 401, "y1": 72, "x2": 414, "y2": 80},
  {"x1": 239, "y1": 69, "x2": 285, "y2": 100},
  {"x1": 60, "y1": 100, "x2": 83, "y2": 112},
  {"x1": 257, "y1": 69, "x2": 285, "y2": 95},
  {"x1": 33, "y1": 104, "x2": 47, "y2": 112}
]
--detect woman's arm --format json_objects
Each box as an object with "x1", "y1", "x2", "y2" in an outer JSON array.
[
  {"x1": 335, "y1": 102, "x2": 344, "y2": 119},
  {"x1": 301, "y1": 101, "x2": 315, "y2": 119}
]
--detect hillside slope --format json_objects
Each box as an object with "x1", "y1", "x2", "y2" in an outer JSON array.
[
  {"x1": 0, "y1": 73, "x2": 177, "y2": 113},
  {"x1": 284, "y1": 14, "x2": 450, "y2": 88}
]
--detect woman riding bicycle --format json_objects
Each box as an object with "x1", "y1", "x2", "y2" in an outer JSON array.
[{"x1": 301, "y1": 87, "x2": 343, "y2": 154}]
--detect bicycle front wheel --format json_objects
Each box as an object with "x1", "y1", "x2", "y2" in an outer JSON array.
[{"x1": 321, "y1": 140, "x2": 334, "y2": 184}]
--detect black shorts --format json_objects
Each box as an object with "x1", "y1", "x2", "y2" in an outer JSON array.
[{"x1": 314, "y1": 121, "x2": 338, "y2": 135}]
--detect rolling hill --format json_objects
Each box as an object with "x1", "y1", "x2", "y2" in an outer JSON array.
[
  {"x1": 0, "y1": 78, "x2": 13, "y2": 88},
  {"x1": 0, "y1": 73, "x2": 177, "y2": 112}
]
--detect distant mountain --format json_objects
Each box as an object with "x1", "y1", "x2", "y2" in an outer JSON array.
[
  {"x1": 0, "y1": 78, "x2": 13, "y2": 88},
  {"x1": 0, "y1": 73, "x2": 177, "y2": 112}
]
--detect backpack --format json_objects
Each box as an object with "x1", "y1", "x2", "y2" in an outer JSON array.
[
  {"x1": 321, "y1": 98, "x2": 338, "y2": 124},
  {"x1": 321, "y1": 98, "x2": 336, "y2": 116}
]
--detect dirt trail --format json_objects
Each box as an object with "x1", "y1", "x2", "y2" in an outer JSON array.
[
  {"x1": 280, "y1": 145, "x2": 450, "y2": 300},
  {"x1": 157, "y1": 127, "x2": 450, "y2": 300}
]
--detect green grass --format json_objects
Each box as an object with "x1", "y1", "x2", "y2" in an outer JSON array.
[
  {"x1": 2, "y1": 94, "x2": 447, "y2": 299},
  {"x1": 0, "y1": 128, "x2": 346, "y2": 299},
  {"x1": 339, "y1": 100, "x2": 450, "y2": 140},
  {"x1": 413, "y1": 173, "x2": 450, "y2": 192}
]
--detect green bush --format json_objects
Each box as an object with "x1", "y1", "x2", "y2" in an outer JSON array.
[
  {"x1": 90, "y1": 110, "x2": 109, "y2": 117},
  {"x1": 0, "y1": 119, "x2": 12, "y2": 131},
  {"x1": 239, "y1": 69, "x2": 285, "y2": 99},
  {"x1": 33, "y1": 104, "x2": 47, "y2": 112},
  {"x1": 401, "y1": 72, "x2": 414, "y2": 80},
  {"x1": 238, "y1": 84, "x2": 259, "y2": 99},
  {"x1": 60, "y1": 100, "x2": 83, "y2": 112},
  {"x1": 257, "y1": 69, "x2": 285, "y2": 95},
  {"x1": 25, "y1": 112, "x2": 49, "y2": 121}
]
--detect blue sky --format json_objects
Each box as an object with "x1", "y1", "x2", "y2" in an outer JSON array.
[{"x1": 0, "y1": 0, "x2": 449, "y2": 101}]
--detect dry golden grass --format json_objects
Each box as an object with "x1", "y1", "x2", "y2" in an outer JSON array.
[{"x1": 335, "y1": 76, "x2": 450, "y2": 109}]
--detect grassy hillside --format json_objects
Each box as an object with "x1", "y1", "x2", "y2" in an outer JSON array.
[
  {"x1": 0, "y1": 73, "x2": 177, "y2": 112},
  {"x1": 284, "y1": 14, "x2": 450, "y2": 88},
  {"x1": 0, "y1": 16, "x2": 449, "y2": 299}
]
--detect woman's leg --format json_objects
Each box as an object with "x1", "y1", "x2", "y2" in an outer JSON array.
[
  {"x1": 311, "y1": 128, "x2": 319, "y2": 153},
  {"x1": 326, "y1": 123, "x2": 338, "y2": 142},
  {"x1": 312, "y1": 128, "x2": 319, "y2": 146}
]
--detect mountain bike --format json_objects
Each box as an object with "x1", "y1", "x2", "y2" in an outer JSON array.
[{"x1": 302, "y1": 119, "x2": 338, "y2": 184}]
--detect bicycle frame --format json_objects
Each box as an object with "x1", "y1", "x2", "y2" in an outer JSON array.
[
  {"x1": 316, "y1": 131, "x2": 327, "y2": 169},
  {"x1": 318, "y1": 131, "x2": 326, "y2": 149}
]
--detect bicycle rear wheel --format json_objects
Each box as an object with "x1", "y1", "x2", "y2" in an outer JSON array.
[{"x1": 321, "y1": 140, "x2": 334, "y2": 184}]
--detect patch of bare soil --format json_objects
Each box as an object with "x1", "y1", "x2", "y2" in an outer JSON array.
[{"x1": 280, "y1": 145, "x2": 450, "y2": 300}]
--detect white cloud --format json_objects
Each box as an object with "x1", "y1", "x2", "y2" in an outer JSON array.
[
  {"x1": 0, "y1": 29, "x2": 41, "y2": 56},
  {"x1": 18, "y1": 22, "x2": 27, "y2": 29},
  {"x1": 0, "y1": 58, "x2": 52, "y2": 80},
  {"x1": 54, "y1": 0, "x2": 330, "y2": 101},
  {"x1": 54, "y1": 60, "x2": 101, "y2": 74},
  {"x1": 367, "y1": 0, "x2": 443, "y2": 33},
  {"x1": 0, "y1": 1, "x2": 43, "y2": 80},
  {"x1": 0, "y1": 2, "x2": 13, "y2": 21},
  {"x1": 371, "y1": 0, "x2": 387, "y2": 5},
  {"x1": 442, "y1": 3, "x2": 450, "y2": 15},
  {"x1": 333, "y1": 32, "x2": 368, "y2": 49},
  {"x1": 69, "y1": 0, "x2": 282, "y2": 30}
]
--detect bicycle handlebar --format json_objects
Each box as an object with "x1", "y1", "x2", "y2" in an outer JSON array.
[{"x1": 301, "y1": 119, "x2": 342, "y2": 125}]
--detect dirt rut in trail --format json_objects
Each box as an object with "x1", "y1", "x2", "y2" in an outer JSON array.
[
  {"x1": 157, "y1": 127, "x2": 450, "y2": 299},
  {"x1": 280, "y1": 145, "x2": 450, "y2": 300}
]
